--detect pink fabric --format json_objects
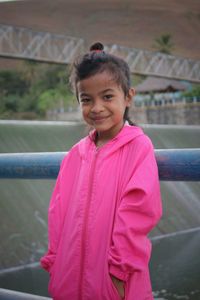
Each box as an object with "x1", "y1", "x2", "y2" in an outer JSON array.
[{"x1": 40, "y1": 125, "x2": 162, "y2": 300}]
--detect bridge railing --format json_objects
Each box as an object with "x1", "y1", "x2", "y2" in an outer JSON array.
[
  {"x1": 0, "y1": 149, "x2": 200, "y2": 181},
  {"x1": 105, "y1": 44, "x2": 200, "y2": 83},
  {"x1": 1, "y1": 23, "x2": 200, "y2": 83},
  {"x1": 0, "y1": 24, "x2": 84, "y2": 64}
]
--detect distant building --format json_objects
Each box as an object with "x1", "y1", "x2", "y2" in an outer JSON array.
[
  {"x1": 134, "y1": 76, "x2": 190, "y2": 106},
  {"x1": 135, "y1": 76, "x2": 188, "y2": 94}
]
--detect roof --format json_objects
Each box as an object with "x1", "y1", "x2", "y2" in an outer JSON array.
[{"x1": 135, "y1": 77, "x2": 188, "y2": 93}]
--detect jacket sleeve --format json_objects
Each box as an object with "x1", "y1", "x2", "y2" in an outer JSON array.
[
  {"x1": 40, "y1": 155, "x2": 68, "y2": 273},
  {"x1": 108, "y1": 137, "x2": 162, "y2": 282}
]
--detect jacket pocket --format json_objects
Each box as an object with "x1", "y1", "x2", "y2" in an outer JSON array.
[{"x1": 107, "y1": 273, "x2": 124, "y2": 300}]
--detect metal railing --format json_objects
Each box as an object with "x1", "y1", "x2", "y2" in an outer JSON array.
[
  {"x1": 0, "y1": 24, "x2": 200, "y2": 83},
  {"x1": 0, "y1": 24, "x2": 84, "y2": 64},
  {"x1": 105, "y1": 44, "x2": 200, "y2": 83},
  {"x1": 0, "y1": 149, "x2": 200, "y2": 181}
]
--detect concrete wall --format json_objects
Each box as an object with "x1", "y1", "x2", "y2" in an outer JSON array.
[{"x1": 131, "y1": 103, "x2": 200, "y2": 125}]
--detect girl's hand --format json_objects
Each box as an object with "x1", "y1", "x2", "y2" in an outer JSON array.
[{"x1": 110, "y1": 274, "x2": 125, "y2": 298}]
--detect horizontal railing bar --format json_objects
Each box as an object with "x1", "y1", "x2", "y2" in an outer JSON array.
[
  {"x1": 0, "y1": 152, "x2": 65, "y2": 180},
  {"x1": 0, "y1": 149, "x2": 200, "y2": 181},
  {"x1": 0, "y1": 288, "x2": 51, "y2": 300},
  {"x1": 155, "y1": 149, "x2": 200, "y2": 181}
]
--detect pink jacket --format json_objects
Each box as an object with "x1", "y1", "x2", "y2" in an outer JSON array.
[{"x1": 40, "y1": 125, "x2": 162, "y2": 300}]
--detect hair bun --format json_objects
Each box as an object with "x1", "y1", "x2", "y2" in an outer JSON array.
[{"x1": 89, "y1": 42, "x2": 104, "y2": 52}]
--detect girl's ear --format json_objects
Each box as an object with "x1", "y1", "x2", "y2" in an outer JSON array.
[{"x1": 126, "y1": 88, "x2": 135, "y2": 107}]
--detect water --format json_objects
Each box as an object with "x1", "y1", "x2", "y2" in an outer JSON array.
[
  {"x1": 150, "y1": 228, "x2": 200, "y2": 300},
  {"x1": 1, "y1": 229, "x2": 199, "y2": 299},
  {"x1": 0, "y1": 121, "x2": 200, "y2": 298}
]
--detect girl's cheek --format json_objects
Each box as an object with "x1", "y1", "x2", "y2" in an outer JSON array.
[
  {"x1": 81, "y1": 109, "x2": 89, "y2": 122},
  {"x1": 80, "y1": 105, "x2": 86, "y2": 115}
]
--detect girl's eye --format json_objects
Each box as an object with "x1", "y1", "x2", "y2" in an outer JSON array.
[
  {"x1": 103, "y1": 94, "x2": 113, "y2": 101},
  {"x1": 80, "y1": 98, "x2": 91, "y2": 103}
]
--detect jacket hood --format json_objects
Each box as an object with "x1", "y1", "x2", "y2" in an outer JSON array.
[{"x1": 78, "y1": 125, "x2": 144, "y2": 158}]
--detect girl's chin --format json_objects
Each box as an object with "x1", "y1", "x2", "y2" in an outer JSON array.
[{"x1": 92, "y1": 124, "x2": 109, "y2": 131}]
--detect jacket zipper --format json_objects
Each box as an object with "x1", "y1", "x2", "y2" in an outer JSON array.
[{"x1": 79, "y1": 147, "x2": 99, "y2": 300}]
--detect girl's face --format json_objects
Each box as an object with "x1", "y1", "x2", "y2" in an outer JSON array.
[{"x1": 77, "y1": 71, "x2": 135, "y2": 142}]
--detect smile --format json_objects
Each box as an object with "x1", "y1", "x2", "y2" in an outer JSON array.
[{"x1": 91, "y1": 116, "x2": 109, "y2": 122}]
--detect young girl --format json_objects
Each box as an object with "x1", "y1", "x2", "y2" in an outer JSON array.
[{"x1": 40, "y1": 42, "x2": 162, "y2": 300}]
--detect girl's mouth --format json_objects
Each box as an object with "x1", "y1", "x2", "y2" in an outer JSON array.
[{"x1": 91, "y1": 116, "x2": 110, "y2": 122}]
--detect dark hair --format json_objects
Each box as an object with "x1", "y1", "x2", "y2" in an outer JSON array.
[{"x1": 70, "y1": 42, "x2": 134, "y2": 125}]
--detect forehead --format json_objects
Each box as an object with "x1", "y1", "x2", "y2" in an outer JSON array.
[{"x1": 77, "y1": 71, "x2": 122, "y2": 94}]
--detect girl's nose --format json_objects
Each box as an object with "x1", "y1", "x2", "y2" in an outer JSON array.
[{"x1": 91, "y1": 100, "x2": 104, "y2": 113}]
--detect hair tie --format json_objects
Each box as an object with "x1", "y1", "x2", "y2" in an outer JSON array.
[{"x1": 91, "y1": 49, "x2": 103, "y2": 53}]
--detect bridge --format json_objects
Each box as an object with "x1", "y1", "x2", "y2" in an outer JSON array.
[
  {"x1": 0, "y1": 24, "x2": 84, "y2": 65},
  {"x1": 0, "y1": 24, "x2": 199, "y2": 83}
]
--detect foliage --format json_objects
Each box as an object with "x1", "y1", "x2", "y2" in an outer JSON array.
[
  {"x1": 0, "y1": 70, "x2": 29, "y2": 96},
  {"x1": 0, "y1": 63, "x2": 76, "y2": 119},
  {"x1": 37, "y1": 88, "x2": 75, "y2": 116},
  {"x1": 182, "y1": 85, "x2": 200, "y2": 98},
  {"x1": 153, "y1": 33, "x2": 174, "y2": 55},
  {"x1": 131, "y1": 74, "x2": 146, "y2": 87}
]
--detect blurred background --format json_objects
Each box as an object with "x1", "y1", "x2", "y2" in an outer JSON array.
[{"x1": 0, "y1": 0, "x2": 200, "y2": 299}]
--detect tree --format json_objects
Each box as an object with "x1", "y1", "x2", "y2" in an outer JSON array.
[
  {"x1": 0, "y1": 63, "x2": 76, "y2": 119},
  {"x1": 182, "y1": 85, "x2": 200, "y2": 98},
  {"x1": 153, "y1": 33, "x2": 174, "y2": 55},
  {"x1": 0, "y1": 70, "x2": 28, "y2": 96}
]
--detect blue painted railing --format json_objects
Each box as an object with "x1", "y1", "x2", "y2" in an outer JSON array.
[{"x1": 0, "y1": 149, "x2": 200, "y2": 181}]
